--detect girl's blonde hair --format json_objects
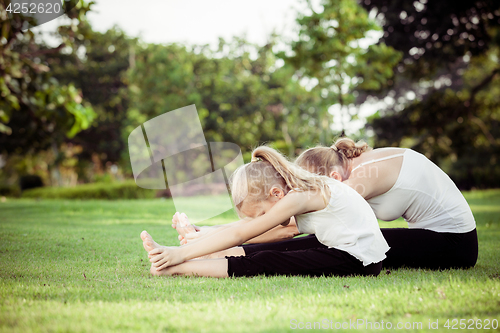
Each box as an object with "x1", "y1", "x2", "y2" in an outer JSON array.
[
  {"x1": 230, "y1": 146, "x2": 330, "y2": 217},
  {"x1": 295, "y1": 138, "x2": 371, "y2": 180}
]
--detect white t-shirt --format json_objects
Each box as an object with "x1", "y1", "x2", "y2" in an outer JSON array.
[
  {"x1": 295, "y1": 179, "x2": 390, "y2": 266},
  {"x1": 366, "y1": 149, "x2": 476, "y2": 233}
]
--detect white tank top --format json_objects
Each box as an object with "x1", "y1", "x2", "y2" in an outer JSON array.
[
  {"x1": 295, "y1": 179, "x2": 390, "y2": 266},
  {"x1": 357, "y1": 149, "x2": 476, "y2": 233}
]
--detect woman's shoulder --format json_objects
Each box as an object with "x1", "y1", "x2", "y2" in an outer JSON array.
[
  {"x1": 363, "y1": 147, "x2": 408, "y2": 158},
  {"x1": 348, "y1": 148, "x2": 409, "y2": 199}
]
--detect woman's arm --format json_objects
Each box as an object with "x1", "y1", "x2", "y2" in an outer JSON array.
[
  {"x1": 343, "y1": 176, "x2": 374, "y2": 199},
  {"x1": 245, "y1": 217, "x2": 300, "y2": 243},
  {"x1": 149, "y1": 190, "x2": 324, "y2": 269},
  {"x1": 344, "y1": 154, "x2": 404, "y2": 199}
]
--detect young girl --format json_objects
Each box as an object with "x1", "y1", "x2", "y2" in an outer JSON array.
[{"x1": 142, "y1": 146, "x2": 389, "y2": 277}]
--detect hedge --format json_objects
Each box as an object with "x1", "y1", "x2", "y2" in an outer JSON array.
[
  {"x1": 0, "y1": 184, "x2": 21, "y2": 198},
  {"x1": 21, "y1": 181, "x2": 157, "y2": 200}
]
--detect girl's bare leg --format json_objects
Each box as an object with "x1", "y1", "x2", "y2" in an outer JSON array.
[
  {"x1": 203, "y1": 247, "x2": 245, "y2": 259},
  {"x1": 150, "y1": 259, "x2": 229, "y2": 278}
]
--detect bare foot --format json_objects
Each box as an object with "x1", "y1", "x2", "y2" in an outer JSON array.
[
  {"x1": 150, "y1": 263, "x2": 179, "y2": 276},
  {"x1": 150, "y1": 263, "x2": 163, "y2": 276},
  {"x1": 140, "y1": 230, "x2": 165, "y2": 253}
]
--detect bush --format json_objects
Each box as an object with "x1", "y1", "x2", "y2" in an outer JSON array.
[
  {"x1": 19, "y1": 175, "x2": 43, "y2": 191},
  {"x1": 22, "y1": 180, "x2": 157, "y2": 200},
  {"x1": 0, "y1": 184, "x2": 21, "y2": 197}
]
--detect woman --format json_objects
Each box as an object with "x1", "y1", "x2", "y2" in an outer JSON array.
[
  {"x1": 175, "y1": 138, "x2": 478, "y2": 270},
  {"x1": 293, "y1": 138, "x2": 478, "y2": 269}
]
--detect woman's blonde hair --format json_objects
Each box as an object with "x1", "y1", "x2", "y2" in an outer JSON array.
[
  {"x1": 295, "y1": 138, "x2": 371, "y2": 180},
  {"x1": 230, "y1": 146, "x2": 330, "y2": 217}
]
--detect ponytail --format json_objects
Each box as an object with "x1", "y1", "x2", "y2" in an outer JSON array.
[
  {"x1": 230, "y1": 145, "x2": 330, "y2": 217},
  {"x1": 252, "y1": 146, "x2": 314, "y2": 194}
]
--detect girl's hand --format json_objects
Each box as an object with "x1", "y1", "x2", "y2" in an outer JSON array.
[{"x1": 148, "y1": 247, "x2": 184, "y2": 270}]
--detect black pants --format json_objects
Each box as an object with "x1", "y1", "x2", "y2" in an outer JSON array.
[
  {"x1": 238, "y1": 228, "x2": 478, "y2": 272},
  {"x1": 226, "y1": 236, "x2": 382, "y2": 277},
  {"x1": 381, "y1": 228, "x2": 478, "y2": 269}
]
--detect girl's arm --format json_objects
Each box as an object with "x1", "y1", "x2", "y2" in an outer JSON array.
[
  {"x1": 178, "y1": 217, "x2": 254, "y2": 245},
  {"x1": 181, "y1": 218, "x2": 299, "y2": 244},
  {"x1": 149, "y1": 190, "x2": 325, "y2": 269},
  {"x1": 173, "y1": 214, "x2": 255, "y2": 245}
]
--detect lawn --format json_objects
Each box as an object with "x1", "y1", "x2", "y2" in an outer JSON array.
[{"x1": 0, "y1": 190, "x2": 499, "y2": 332}]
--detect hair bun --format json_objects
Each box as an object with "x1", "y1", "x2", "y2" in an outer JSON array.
[{"x1": 333, "y1": 138, "x2": 371, "y2": 159}]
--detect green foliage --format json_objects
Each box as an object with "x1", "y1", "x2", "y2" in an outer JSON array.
[
  {"x1": 21, "y1": 180, "x2": 156, "y2": 199},
  {"x1": 126, "y1": 38, "x2": 323, "y2": 158},
  {"x1": 283, "y1": 0, "x2": 402, "y2": 140},
  {"x1": 0, "y1": 1, "x2": 96, "y2": 155},
  {"x1": 365, "y1": 0, "x2": 500, "y2": 189},
  {"x1": 362, "y1": 0, "x2": 500, "y2": 79},
  {"x1": 0, "y1": 191, "x2": 499, "y2": 332},
  {"x1": 46, "y1": 23, "x2": 136, "y2": 166},
  {"x1": 0, "y1": 183, "x2": 20, "y2": 197}
]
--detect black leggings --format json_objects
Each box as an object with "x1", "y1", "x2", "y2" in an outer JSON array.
[
  {"x1": 239, "y1": 228, "x2": 478, "y2": 271},
  {"x1": 380, "y1": 228, "x2": 478, "y2": 269},
  {"x1": 226, "y1": 237, "x2": 382, "y2": 277}
]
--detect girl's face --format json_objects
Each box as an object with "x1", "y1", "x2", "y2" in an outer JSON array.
[{"x1": 239, "y1": 188, "x2": 283, "y2": 218}]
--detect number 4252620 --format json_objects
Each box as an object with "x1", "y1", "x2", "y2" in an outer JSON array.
[
  {"x1": 5, "y1": 2, "x2": 62, "y2": 14},
  {"x1": 444, "y1": 318, "x2": 498, "y2": 330}
]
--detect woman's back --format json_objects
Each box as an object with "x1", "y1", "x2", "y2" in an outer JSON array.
[{"x1": 353, "y1": 149, "x2": 476, "y2": 233}]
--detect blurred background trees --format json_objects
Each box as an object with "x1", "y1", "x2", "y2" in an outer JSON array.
[
  {"x1": 125, "y1": 38, "x2": 323, "y2": 160},
  {"x1": 0, "y1": 1, "x2": 96, "y2": 188},
  {"x1": 46, "y1": 22, "x2": 137, "y2": 183},
  {"x1": 282, "y1": 0, "x2": 402, "y2": 143},
  {"x1": 1, "y1": 0, "x2": 499, "y2": 195},
  {"x1": 361, "y1": 0, "x2": 500, "y2": 188}
]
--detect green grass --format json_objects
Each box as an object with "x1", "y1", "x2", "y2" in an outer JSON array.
[{"x1": 1, "y1": 190, "x2": 499, "y2": 332}]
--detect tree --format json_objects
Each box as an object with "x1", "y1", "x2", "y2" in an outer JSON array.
[
  {"x1": 0, "y1": 0, "x2": 96, "y2": 155},
  {"x1": 0, "y1": 1, "x2": 97, "y2": 187},
  {"x1": 43, "y1": 22, "x2": 137, "y2": 181},
  {"x1": 361, "y1": 0, "x2": 500, "y2": 78},
  {"x1": 281, "y1": 0, "x2": 402, "y2": 143},
  {"x1": 125, "y1": 37, "x2": 323, "y2": 160},
  {"x1": 363, "y1": 0, "x2": 500, "y2": 188}
]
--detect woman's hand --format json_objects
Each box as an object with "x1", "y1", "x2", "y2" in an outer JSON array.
[
  {"x1": 171, "y1": 212, "x2": 194, "y2": 230},
  {"x1": 172, "y1": 212, "x2": 199, "y2": 245},
  {"x1": 180, "y1": 227, "x2": 213, "y2": 244},
  {"x1": 149, "y1": 247, "x2": 184, "y2": 270}
]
